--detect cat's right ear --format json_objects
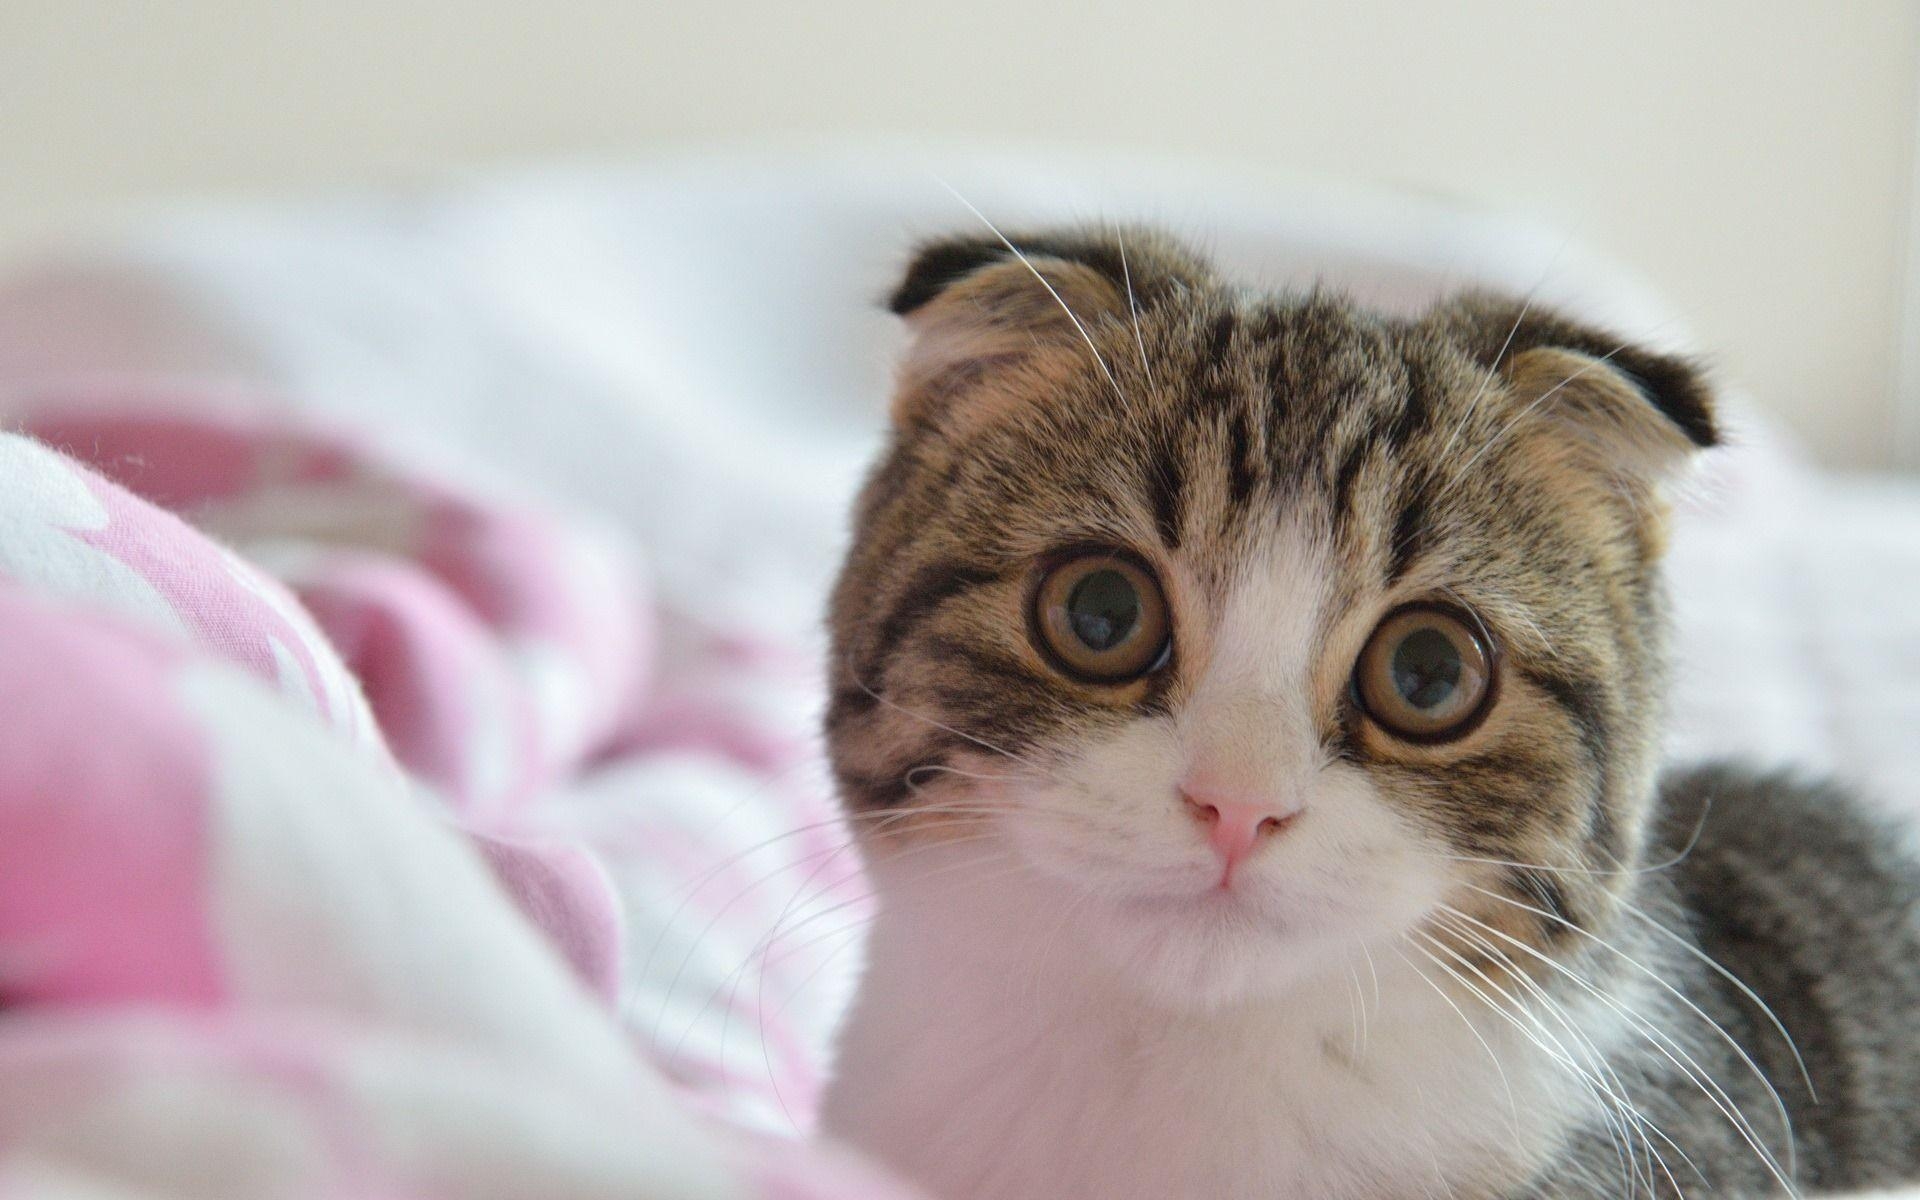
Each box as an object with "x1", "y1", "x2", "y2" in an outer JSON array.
[
  {"x1": 884, "y1": 229, "x2": 1206, "y2": 427},
  {"x1": 1428, "y1": 291, "x2": 1717, "y2": 484}
]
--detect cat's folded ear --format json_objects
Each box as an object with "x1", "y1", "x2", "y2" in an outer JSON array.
[
  {"x1": 1428, "y1": 292, "x2": 1717, "y2": 482},
  {"x1": 885, "y1": 229, "x2": 1208, "y2": 426}
]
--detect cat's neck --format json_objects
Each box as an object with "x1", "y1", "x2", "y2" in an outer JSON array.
[{"x1": 823, "y1": 847, "x2": 1593, "y2": 1200}]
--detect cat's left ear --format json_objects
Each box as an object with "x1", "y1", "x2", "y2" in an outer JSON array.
[
  {"x1": 883, "y1": 229, "x2": 1211, "y2": 427},
  {"x1": 1429, "y1": 292, "x2": 1717, "y2": 481}
]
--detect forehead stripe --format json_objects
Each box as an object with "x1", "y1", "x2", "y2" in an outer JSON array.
[
  {"x1": 1329, "y1": 433, "x2": 1373, "y2": 528},
  {"x1": 1203, "y1": 310, "x2": 1237, "y2": 369},
  {"x1": 1224, "y1": 400, "x2": 1261, "y2": 509},
  {"x1": 1385, "y1": 367, "x2": 1435, "y2": 450},
  {"x1": 1147, "y1": 440, "x2": 1185, "y2": 549},
  {"x1": 1386, "y1": 484, "x2": 1429, "y2": 584}
]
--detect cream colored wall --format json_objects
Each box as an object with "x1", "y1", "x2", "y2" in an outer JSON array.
[{"x1": 3, "y1": 1, "x2": 1916, "y2": 467}]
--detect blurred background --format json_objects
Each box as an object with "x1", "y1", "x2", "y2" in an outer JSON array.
[{"x1": 2, "y1": 2, "x2": 1917, "y2": 469}]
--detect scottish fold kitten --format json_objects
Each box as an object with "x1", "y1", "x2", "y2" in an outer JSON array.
[{"x1": 818, "y1": 228, "x2": 1920, "y2": 1198}]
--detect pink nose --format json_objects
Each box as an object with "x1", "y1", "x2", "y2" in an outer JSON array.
[{"x1": 1181, "y1": 788, "x2": 1300, "y2": 882}]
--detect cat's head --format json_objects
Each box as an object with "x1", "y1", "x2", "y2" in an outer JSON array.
[{"x1": 825, "y1": 227, "x2": 1714, "y2": 1008}]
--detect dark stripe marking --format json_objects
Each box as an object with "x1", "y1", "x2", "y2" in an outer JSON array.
[
  {"x1": 1148, "y1": 440, "x2": 1185, "y2": 548},
  {"x1": 826, "y1": 683, "x2": 879, "y2": 726},
  {"x1": 1330, "y1": 434, "x2": 1372, "y2": 530},
  {"x1": 1384, "y1": 369, "x2": 1432, "y2": 452},
  {"x1": 868, "y1": 561, "x2": 1000, "y2": 674},
  {"x1": 1224, "y1": 403, "x2": 1259, "y2": 509},
  {"x1": 1386, "y1": 485, "x2": 1428, "y2": 583},
  {"x1": 921, "y1": 634, "x2": 1056, "y2": 693},
  {"x1": 1204, "y1": 311, "x2": 1237, "y2": 371},
  {"x1": 1511, "y1": 867, "x2": 1582, "y2": 940}
]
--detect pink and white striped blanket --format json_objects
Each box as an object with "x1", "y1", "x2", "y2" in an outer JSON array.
[{"x1": 0, "y1": 396, "x2": 914, "y2": 1199}]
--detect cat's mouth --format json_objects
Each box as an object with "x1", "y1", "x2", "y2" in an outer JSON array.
[
  {"x1": 1104, "y1": 868, "x2": 1318, "y2": 933},
  {"x1": 1119, "y1": 889, "x2": 1296, "y2": 945},
  {"x1": 1094, "y1": 855, "x2": 1411, "y2": 949},
  {"x1": 1009, "y1": 821, "x2": 1313, "y2": 925}
]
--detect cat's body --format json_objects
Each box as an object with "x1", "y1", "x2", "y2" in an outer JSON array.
[
  {"x1": 818, "y1": 227, "x2": 1920, "y2": 1198},
  {"x1": 1534, "y1": 767, "x2": 1920, "y2": 1197}
]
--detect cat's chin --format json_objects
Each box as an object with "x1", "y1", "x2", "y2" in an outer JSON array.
[{"x1": 1075, "y1": 882, "x2": 1381, "y2": 1012}]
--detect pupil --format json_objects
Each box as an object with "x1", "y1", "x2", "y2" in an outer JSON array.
[
  {"x1": 1066, "y1": 569, "x2": 1140, "y2": 652},
  {"x1": 1392, "y1": 627, "x2": 1462, "y2": 710}
]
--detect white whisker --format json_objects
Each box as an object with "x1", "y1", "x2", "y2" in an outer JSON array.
[
  {"x1": 934, "y1": 176, "x2": 1122, "y2": 395},
  {"x1": 1437, "y1": 292, "x2": 1538, "y2": 461},
  {"x1": 1393, "y1": 941, "x2": 1522, "y2": 1139},
  {"x1": 1612, "y1": 892, "x2": 1816, "y2": 1102},
  {"x1": 688, "y1": 836, "x2": 1023, "y2": 1086},
  {"x1": 1431, "y1": 795, "x2": 1716, "y2": 880},
  {"x1": 1460, "y1": 883, "x2": 1799, "y2": 1193},
  {"x1": 1116, "y1": 228, "x2": 1157, "y2": 392},
  {"x1": 1430, "y1": 912, "x2": 1690, "y2": 1197}
]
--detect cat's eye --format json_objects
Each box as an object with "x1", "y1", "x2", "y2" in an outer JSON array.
[
  {"x1": 1031, "y1": 551, "x2": 1171, "y2": 683},
  {"x1": 1352, "y1": 604, "x2": 1496, "y2": 742}
]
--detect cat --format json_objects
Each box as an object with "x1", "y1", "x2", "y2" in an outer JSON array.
[{"x1": 815, "y1": 226, "x2": 1920, "y2": 1199}]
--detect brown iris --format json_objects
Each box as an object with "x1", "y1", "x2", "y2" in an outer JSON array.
[
  {"x1": 1352, "y1": 603, "x2": 1496, "y2": 742},
  {"x1": 1031, "y1": 551, "x2": 1171, "y2": 683}
]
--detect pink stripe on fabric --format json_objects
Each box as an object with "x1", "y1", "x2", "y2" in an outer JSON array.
[
  {"x1": 21, "y1": 406, "x2": 357, "y2": 510},
  {"x1": 67, "y1": 468, "x2": 342, "y2": 727},
  {"x1": 0, "y1": 586, "x2": 225, "y2": 1006},
  {"x1": 470, "y1": 831, "x2": 626, "y2": 1007},
  {"x1": 297, "y1": 554, "x2": 537, "y2": 815}
]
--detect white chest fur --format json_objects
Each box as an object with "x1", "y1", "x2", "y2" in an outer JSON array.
[{"x1": 821, "y1": 870, "x2": 1584, "y2": 1200}]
